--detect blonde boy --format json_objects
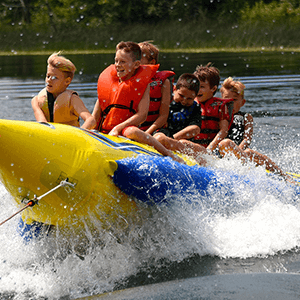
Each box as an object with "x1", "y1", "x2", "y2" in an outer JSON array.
[
  {"x1": 219, "y1": 77, "x2": 294, "y2": 181},
  {"x1": 31, "y1": 52, "x2": 96, "y2": 129}
]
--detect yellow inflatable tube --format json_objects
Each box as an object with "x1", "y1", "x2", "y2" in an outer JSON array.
[{"x1": 0, "y1": 120, "x2": 175, "y2": 227}]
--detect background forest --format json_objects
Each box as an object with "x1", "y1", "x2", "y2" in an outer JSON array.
[{"x1": 1, "y1": 0, "x2": 300, "y2": 52}]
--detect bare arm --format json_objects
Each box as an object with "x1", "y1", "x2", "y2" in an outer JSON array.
[
  {"x1": 109, "y1": 84, "x2": 150, "y2": 136},
  {"x1": 207, "y1": 119, "x2": 229, "y2": 152},
  {"x1": 31, "y1": 96, "x2": 48, "y2": 122},
  {"x1": 173, "y1": 125, "x2": 200, "y2": 140},
  {"x1": 92, "y1": 100, "x2": 102, "y2": 129},
  {"x1": 239, "y1": 113, "x2": 253, "y2": 150},
  {"x1": 71, "y1": 94, "x2": 96, "y2": 130},
  {"x1": 145, "y1": 79, "x2": 171, "y2": 135}
]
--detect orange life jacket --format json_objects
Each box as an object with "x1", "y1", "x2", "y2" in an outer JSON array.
[
  {"x1": 36, "y1": 88, "x2": 80, "y2": 127},
  {"x1": 194, "y1": 97, "x2": 234, "y2": 147},
  {"x1": 139, "y1": 70, "x2": 175, "y2": 131},
  {"x1": 97, "y1": 64, "x2": 159, "y2": 133}
]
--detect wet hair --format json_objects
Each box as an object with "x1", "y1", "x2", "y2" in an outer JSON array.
[
  {"x1": 47, "y1": 52, "x2": 76, "y2": 80},
  {"x1": 175, "y1": 73, "x2": 200, "y2": 95},
  {"x1": 138, "y1": 41, "x2": 159, "y2": 64},
  {"x1": 220, "y1": 77, "x2": 245, "y2": 97},
  {"x1": 193, "y1": 62, "x2": 220, "y2": 95},
  {"x1": 116, "y1": 41, "x2": 141, "y2": 61}
]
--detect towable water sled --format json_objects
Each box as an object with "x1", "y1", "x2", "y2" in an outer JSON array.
[{"x1": 0, "y1": 120, "x2": 299, "y2": 235}]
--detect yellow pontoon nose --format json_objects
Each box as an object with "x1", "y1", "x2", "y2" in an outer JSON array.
[{"x1": 0, "y1": 120, "x2": 147, "y2": 227}]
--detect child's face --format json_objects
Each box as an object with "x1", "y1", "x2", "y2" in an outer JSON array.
[
  {"x1": 195, "y1": 80, "x2": 217, "y2": 103},
  {"x1": 221, "y1": 89, "x2": 246, "y2": 114},
  {"x1": 45, "y1": 65, "x2": 71, "y2": 98},
  {"x1": 173, "y1": 86, "x2": 196, "y2": 107},
  {"x1": 115, "y1": 49, "x2": 140, "y2": 81}
]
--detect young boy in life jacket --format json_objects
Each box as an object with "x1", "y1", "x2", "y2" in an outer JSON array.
[
  {"x1": 92, "y1": 41, "x2": 183, "y2": 163},
  {"x1": 31, "y1": 52, "x2": 96, "y2": 129},
  {"x1": 153, "y1": 73, "x2": 207, "y2": 165},
  {"x1": 192, "y1": 63, "x2": 234, "y2": 153},
  {"x1": 219, "y1": 77, "x2": 295, "y2": 182},
  {"x1": 138, "y1": 41, "x2": 175, "y2": 135}
]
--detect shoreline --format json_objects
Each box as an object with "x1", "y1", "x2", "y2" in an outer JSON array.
[{"x1": 1, "y1": 47, "x2": 300, "y2": 56}]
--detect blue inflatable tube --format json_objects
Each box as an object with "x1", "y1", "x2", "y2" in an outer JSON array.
[{"x1": 113, "y1": 156, "x2": 300, "y2": 206}]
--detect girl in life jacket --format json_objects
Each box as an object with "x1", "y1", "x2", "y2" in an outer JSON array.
[{"x1": 138, "y1": 41, "x2": 175, "y2": 135}]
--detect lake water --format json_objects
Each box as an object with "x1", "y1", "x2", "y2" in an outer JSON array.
[{"x1": 0, "y1": 51, "x2": 300, "y2": 299}]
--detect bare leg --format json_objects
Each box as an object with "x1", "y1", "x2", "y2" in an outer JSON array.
[
  {"x1": 154, "y1": 133, "x2": 207, "y2": 165},
  {"x1": 219, "y1": 139, "x2": 295, "y2": 182},
  {"x1": 123, "y1": 127, "x2": 184, "y2": 163}
]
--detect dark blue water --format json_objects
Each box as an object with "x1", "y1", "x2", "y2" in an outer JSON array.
[{"x1": 0, "y1": 52, "x2": 300, "y2": 299}]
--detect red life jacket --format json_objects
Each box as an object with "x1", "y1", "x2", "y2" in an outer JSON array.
[
  {"x1": 97, "y1": 64, "x2": 159, "y2": 133},
  {"x1": 194, "y1": 97, "x2": 234, "y2": 147},
  {"x1": 139, "y1": 70, "x2": 175, "y2": 131}
]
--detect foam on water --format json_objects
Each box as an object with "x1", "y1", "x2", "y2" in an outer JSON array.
[{"x1": 1, "y1": 150, "x2": 300, "y2": 299}]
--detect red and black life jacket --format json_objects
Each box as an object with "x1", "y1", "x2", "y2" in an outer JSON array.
[
  {"x1": 194, "y1": 97, "x2": 234, "y2": 147},
  {"x1": 139, "y1": 70, "x2": 175, "y2": 131}
]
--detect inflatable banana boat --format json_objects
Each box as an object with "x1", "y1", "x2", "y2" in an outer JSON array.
[{"x1": 0, "y1": 120, "x2": 299, "y2": 237}]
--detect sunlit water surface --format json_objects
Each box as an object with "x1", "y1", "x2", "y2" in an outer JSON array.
[{"x1": 0, "y1": 52, "x2": 300, "y2": 299}]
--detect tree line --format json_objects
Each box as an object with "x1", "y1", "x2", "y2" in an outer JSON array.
[{"x1": 1, "y1": 0, "x2": 299, "y2": 30}]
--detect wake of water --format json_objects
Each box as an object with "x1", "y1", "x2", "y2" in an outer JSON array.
[{"x1": 1, "y1": 154, "x2": 300, "y2": 299}]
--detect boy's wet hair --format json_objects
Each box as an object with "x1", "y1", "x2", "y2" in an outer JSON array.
[
  {"x1": 193, "y1": 62, "x2": 220, "y2": 94},
  {"x1": 116, "y1": 41, "x2": 141, "y2": 61},
  {"x1": 47, "y1": 52, "x2": 76, "y2": 80},
  {"x1": 176, "y1": 73, "x2": 200, "y2": 95},
  {"x1": 220, "y1": 77, "x2": 245, "y2": 97},
  {"x1": 138, "y1": 41, "x2": 159, "y2": 64}
]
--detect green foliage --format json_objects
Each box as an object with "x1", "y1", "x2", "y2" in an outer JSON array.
[
  {"x1": 0, "y1": 0, "x2": 258, "y2": 28},
  {"x1": 240, "y1": 0, "x2": 300, "y2": 26},
  {"x1": 1, "y1": 0, "x2": 300, "y2": 53}
]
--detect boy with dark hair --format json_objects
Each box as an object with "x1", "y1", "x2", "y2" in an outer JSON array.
[
  {"x1": 193, "y1": 63, "x2": 234, "y2": 153},
  {"x1": 92, "y1": 41, "x2": 183, "y2": 162},
  {"x1": 154, "y1": 73, "x2": 207, "y2": 164}
]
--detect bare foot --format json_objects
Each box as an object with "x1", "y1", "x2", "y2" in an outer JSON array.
[
  {"x1": 168, "y1": 152, "x2": 185, "y2": 164},
  {"x1": 285, "y1": 174, "x2": 299, "y2": 186}
]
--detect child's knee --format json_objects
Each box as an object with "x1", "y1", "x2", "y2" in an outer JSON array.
[
  {"x1": 122, "y1": 125, "x2": 138, "y2": 137},
  {"x1": 153, "y1": 132, "x2": 165, "y2": 143},
  {"x1": 219, "y1": 138, "x2": 232, "y2": 150}
]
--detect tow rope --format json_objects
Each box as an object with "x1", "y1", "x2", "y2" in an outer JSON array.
[{"x1": 0, "y1": 179, "x2": 75, "y2": 226}]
